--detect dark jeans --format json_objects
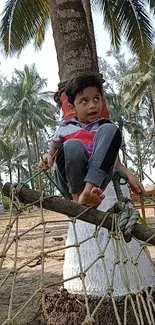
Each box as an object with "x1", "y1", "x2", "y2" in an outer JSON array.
[{"x1": 54, "y1": 123, "x2": 122, "y2": 199}]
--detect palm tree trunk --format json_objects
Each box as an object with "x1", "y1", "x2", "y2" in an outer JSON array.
[
  {"x1": 34, "y1": 133, "x2": 40, "y2": 162},
  {"x1": 34, "y1": 133, "x2": 42, "y2": 191},
  {"x1": 135, "y1": 136, "x2": 144, "y2": 181},
  {"x1": 0, "y1": 173, "x2": 3, "y2": 190},
  {"x1": 32, "y1": 141, "x2": 37, "y2": 163},
  {"x1": 17, "y1": 162, "x2": 20, "y2": 183},
  {"x1": 8, "y1": 163, "x2": 12, "y2": 184},
  {"x1": 119, "y1": 119, "x2": 128, "y2": 167},
  {"x1": 122, "y1": 146, "x2": 128, "y2": 168},
  {"x1": 25, "y1": 135, "x2": 34, "y2": 189},
  {"x1": 48, "y1": 1, "x2": 155, "y2": 322},
  {"x1": 49, "y1": 0, "x2": 96, "y2": 80},
  {"x1": 81, "y1": 0, "x2": 99, "y2": 71},
  {"x1": 134, "y1": 112, "x2": 144, "y2": 182},
  {"x1": 149, "y1": 86, "x2": 155, "y2": 127}
]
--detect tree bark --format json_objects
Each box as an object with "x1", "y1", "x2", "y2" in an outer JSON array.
[
  {"x1": 17, "y1": 161, "x2": 20, "y2": 183},
  {"x1": 25, "y1": 134, "x2": 34, "y2": 189},
  {"x1": 8, "y1": 164, "x2": 12, "y2": 184},
  {"x1": 81, "y1": 0, "x2": 99, "y2": 71},
  {"x1": 149, "y1": 85, "x2": 155, "y2": 126},
  {"x1": 49, "y1": 0, "x2": 96, "y2": 80},
  {"x1": 134, "y1": 113, "x2": 144, "y2": 182},
  {"x1": 2, "y1": 182, "x2": 155, "y2": 245}
]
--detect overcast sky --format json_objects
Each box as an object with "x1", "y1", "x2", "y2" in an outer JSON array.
[{"x1": 0, "y1": 1, "x2": 113, "y2": 91}]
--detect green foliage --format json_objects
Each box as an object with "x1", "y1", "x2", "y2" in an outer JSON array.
[
  {"x1": 99, "y1": 53, "x2": 139, "y2": 133},
  {"x1": 0, "y1": 64, "x2": 58, "y2": 138},
  {"x1": 99, "y1": 51, "x2": 155, "y2": 178},
  {"x1": 31, "y1": 164, "x2": 56, "y2": 194},
  {"x1": 0, "y1": 0, "x2": 49, "y2": 55},
  {"x1": 0, "y1": 64, "x2": 58, "y2": 187},
  {"x1": 121, "y1": 49, "x2": 155, "y2": 123},
  {"x1": 139, "y1": 216, "x2": 147, "y2": 226},
  {"x1": 2, "y1": 194, "x2": 10, "y2": 210},
  {"x1": 93, "y1": 0, "x2": 154, "y2": 63},
  {"x1": 1, "y1": 0, "x2": 155, "y2": 63}
]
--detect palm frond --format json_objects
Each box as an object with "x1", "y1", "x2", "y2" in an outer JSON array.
[
  {"x1": 29, "y1": 113, "x2": 46, "y2": 129},
  {"x1": 0, "y1": 105, "x2": 16, "y2": 117},
  {"x1": 0, "y1": 0, "x2": 49, "y2": 55},
  {"x1": 93, "y1": 0, "x2": 153, "y2": 63},
  {"x1": 121, "y1": 70, "x2": 152, "y2": 109},
  {"x1": 92, "y1": 0, "x2": 121, "y2": 48},
  {"x1": 148, "y1": 0, "x2": 155, "y2": 12},
  {"x1": 117, "y1": 0, "x2": 153, "y2": 63}
]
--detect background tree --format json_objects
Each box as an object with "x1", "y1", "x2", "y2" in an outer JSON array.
[
  {"x1": 0, "y1": 64, "x2": 58, "y2": 188},
  {"x1": 121, "y1": 49, "x2": 155, "y2": 126},
  {"x1": 99, "y1": 52, "x2": 155, "y2": 176},
  {"x1": 0, "y1": 136, "x2": 21, "y2": 183}
]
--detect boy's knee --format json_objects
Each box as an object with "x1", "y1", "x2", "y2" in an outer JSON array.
[
  {"x1": 63, "y1": 139, "x2": 83, "y2": 150},
  {"x1": 99, "y1": 123, "x2": 122, "y2": 139},
  {"x1": 63, "y1": 139, "x2": 85, "y2": 159}
]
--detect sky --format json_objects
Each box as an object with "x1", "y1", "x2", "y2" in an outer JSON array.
[
  {"x1": 0, "y1": 1, "x2": 154, "y2": 186},
  {"x1": 0, "y1": 2, "x2": 112, "y2": 92}
]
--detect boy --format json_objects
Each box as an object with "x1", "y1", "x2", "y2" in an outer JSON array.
[{"x1": 39, "y1": 74, "x2": 144, "y2": 207}]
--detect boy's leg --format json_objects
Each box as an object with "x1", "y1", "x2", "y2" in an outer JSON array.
[
  {"x1": 54, "y1": 139, "x2": 89, "y2": 199},
  {"x1": 54, "y1": 169, "x2": 72, "y2": 200},
  {"x1": 55, "y1": 125, "x2": 121, "y2": 207},
  {"x1": 83, "y1": 123, "x2": 122, "y2": 191}
]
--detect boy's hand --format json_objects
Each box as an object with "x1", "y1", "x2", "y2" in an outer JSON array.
[
  {"x1": 127, "y1": 174, "x2": 145, "y2": 194},
  {"x1": 38, "y1": 154, "x2": 54, "y2": 170}
]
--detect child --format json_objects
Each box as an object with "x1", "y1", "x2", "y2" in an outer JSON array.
[{"x1": 39, "y1": 74, "x2": 144, "y2": 207}]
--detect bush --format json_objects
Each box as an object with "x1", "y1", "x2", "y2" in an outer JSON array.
[{"x1": 1, "y1": 194, "x2": 10, "y2": 210}]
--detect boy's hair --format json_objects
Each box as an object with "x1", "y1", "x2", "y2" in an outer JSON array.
[{"x1": 65, "y1": 73, "x2": 104, "y2": 105}]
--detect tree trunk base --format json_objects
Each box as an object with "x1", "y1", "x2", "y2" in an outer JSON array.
[{"x1": 30, "y1": 287, "x2": 154, "y2": 325}]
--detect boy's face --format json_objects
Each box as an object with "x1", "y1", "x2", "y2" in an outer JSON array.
[{"x1": 70, "y1": 87, "x2": 103, "y2": 124}]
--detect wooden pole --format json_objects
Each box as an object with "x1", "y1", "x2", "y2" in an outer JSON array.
[{"x1": 2, "y1": 182, "x2": 155, "y2": 245}]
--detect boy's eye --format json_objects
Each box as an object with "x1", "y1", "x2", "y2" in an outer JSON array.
[
  {"x1": 80, "y1": 99, "x2": 87, "y2": 104},
  {"x1": 94, "y1": 96, "x2": 100, "y2": 101}
]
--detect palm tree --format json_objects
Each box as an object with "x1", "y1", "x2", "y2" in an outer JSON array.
[
  {"x1": 121, "y1": 49, "x2": 155, "y2": 125},
  {"x1": 0, "y1": 64, "x2": 58, "y2": 188},
  {"x1": 0, "y1": 136, "x2": 21, "y2": 183},
  {"x1": 1, "y1": 1, "x2": 155, "y2": 323},
  {"x1": 0, "y1": 1, "x2": 155, "y2": 69},
  {"x1": 99, "y1": 54, "x2": 139, "y2": 167}
]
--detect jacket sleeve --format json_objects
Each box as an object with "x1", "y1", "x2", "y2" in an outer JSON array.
[{"x1": 50, "y1": 126, "x2": 63, "y2": 148}]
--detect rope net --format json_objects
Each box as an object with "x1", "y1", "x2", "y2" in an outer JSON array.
[{"x1": 1, "y1": 174, "x2": 155, "y2": 325}]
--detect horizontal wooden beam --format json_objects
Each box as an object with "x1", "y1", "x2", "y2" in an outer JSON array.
[{"x1": 2, "y1": 182, "x2": 155, "y2": 246}]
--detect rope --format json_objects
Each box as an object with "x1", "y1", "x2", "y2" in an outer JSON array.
[
  {"x1": 112, "y1": 171, "x2": 140, "y2": 242},
  {"x1": 1, "y1": 170, "x2": 155, "y2": 324}
]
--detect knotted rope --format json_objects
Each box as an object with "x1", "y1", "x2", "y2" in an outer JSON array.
[{"x1": 112, "y1": 171, "x2": 140, "y2": 242}]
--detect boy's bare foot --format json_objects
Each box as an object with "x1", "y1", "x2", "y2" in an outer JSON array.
[{"x1": 78, "y1": 187, "x2": 104, "y2": 208}]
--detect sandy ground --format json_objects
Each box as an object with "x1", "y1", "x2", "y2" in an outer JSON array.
[
  {"x1": 0, "y1": 206, "x2": 155, "y2": 325},
  {"x1": 0, "y1": 210, "x2": 69, "y2": 324}
]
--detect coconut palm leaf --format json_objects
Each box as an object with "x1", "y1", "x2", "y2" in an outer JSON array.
[
  {"x1": 92, "y1": 0, "x2": 121, "y2": 48},
  {"x1": 1, "y1": 0, "x2": 49, "y2": 55},
  {"x1": 122, "y1": 72, "x2": 150, "y2": 109},
  {"x1": 0, "y1": 0, "x2": 154, "y2": 64},
  {"x1": 0, "y1": 65, "x2": 58, "y2": 140},
  {"x1": 92, "y1": 0, "x2": 153, "y2": 63},
  {"x1": 121, "y1": 49, "x2": 155, "y2": 121},
  {"x1": 148, "y1": 0, "x2": 155, "y2": 11}
]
